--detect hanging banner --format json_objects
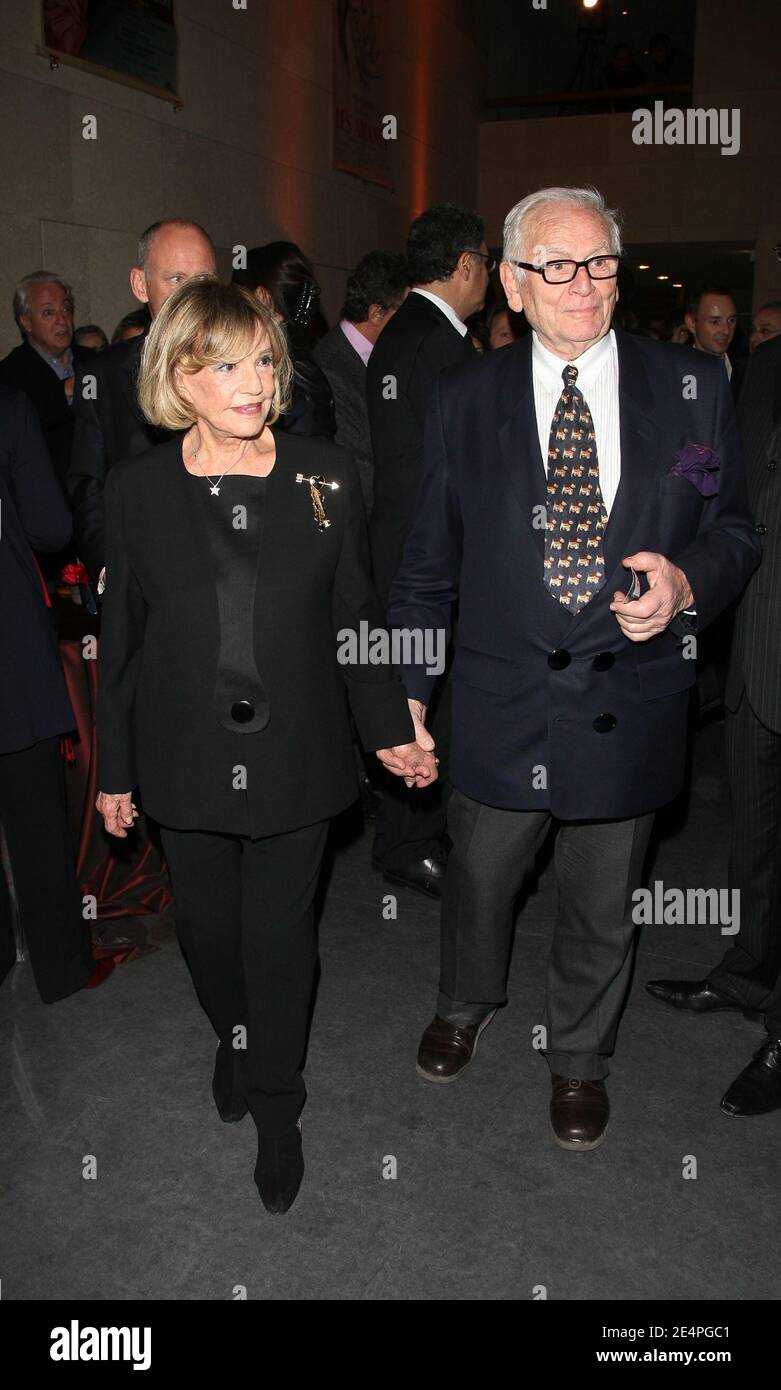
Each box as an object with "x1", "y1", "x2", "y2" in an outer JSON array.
[
  {"x1": 333, "y1": 0, "x2": 393, "y2": 191},
  {"x1": 41, "y1": 0, "x2": 179, "y2": 105}
]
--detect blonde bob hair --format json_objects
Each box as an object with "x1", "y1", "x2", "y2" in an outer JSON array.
[{"x1": 137, "y1": 275, "x2": 294, "y2": 430}]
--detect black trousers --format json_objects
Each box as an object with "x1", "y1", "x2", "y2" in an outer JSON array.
[
  {"x1": 0, "y1": 737, "x2": 93, "y2": 1003},
  {"x1": 159, "y1": 818, "x2": 329, "y2": 1137},
  {"x1": 372, "y1": 670, "x2": 452, "y2": 869},
  {"x1": 437, "y1": 788, "x2": 655, "y2": 1079},
  {"x1": 709, "y1": 691, "x2": 781, "y2": 1034}
]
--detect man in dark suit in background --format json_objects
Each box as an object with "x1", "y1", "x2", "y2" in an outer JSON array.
[
  {"x1": 685, "y1": 284, "x2": 746, "y2": 403},
  {"x1": 389, "y1": 186, "x2": 759, "y2": 1149},
  {"x1": 0, "y1": 272, "x2": 94, "y2": 491},
  {"x1": 314, "y1": 249, "x2": 408, "y2": 516},
  {"x1": 67, "y1": 218, "x2": 216, "y2": 591},
  {"x1": 367, "y1": 204, "x2": 490, "y2": 896},
  {"x1": 0, "y1": 385, "x2": 112, "y2": 1002},
  {"x1": 648, "y1": 331, "x2": 781, "y2": 1116}
]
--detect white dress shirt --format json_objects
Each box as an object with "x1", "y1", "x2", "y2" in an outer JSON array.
[
  {"x1": 531, "y1": 328, "x2": 621, "y2": 516},
  {"x1": 411, "y1": 287, "x2": 468, "y2": 337}
]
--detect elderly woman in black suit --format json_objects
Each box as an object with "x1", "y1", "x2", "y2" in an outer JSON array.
[{"x1": 95, "y1": 277, "x2": 436, "y2": 1213}]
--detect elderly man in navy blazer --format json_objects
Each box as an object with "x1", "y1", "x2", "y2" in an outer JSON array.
[{"x1": 388, "y1": 186, "x2": 760, "y2": 1151}]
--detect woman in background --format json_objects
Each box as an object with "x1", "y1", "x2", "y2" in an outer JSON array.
[{"x1": 233, "y1": 241, "x2": 336, "y2": 437}]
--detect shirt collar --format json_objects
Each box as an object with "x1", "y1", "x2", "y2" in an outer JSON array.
[
  {"x1": 29, "y1": 338, "x2": 73, "y2": 380},
  {"x1": 532, "y1": 327, "x2": 615, "y2": 391},
  {"x1": 339, "y1": 318, "x2": 374, "y2": 366},
  {"x1": 411, "y1": 287, "x2": 468, "y2": 337}
]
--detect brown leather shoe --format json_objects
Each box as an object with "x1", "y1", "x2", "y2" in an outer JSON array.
[
  {"x1": 550, "y1": 1074, "x2": 609, "y2": 1150},
  {"x1": 416, "y1": 1011, "x2": 496, "y2": 1083}
]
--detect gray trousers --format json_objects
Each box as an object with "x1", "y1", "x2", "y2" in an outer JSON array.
[{"x1": 437, "y1": 788, "x2": 655, "y2": 1079}]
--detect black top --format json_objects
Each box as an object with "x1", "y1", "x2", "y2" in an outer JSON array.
[
  {"x1": 0, "y1": 385, "x2": 75, "y2": 754},
  {"x1": 185, "y1": 473, "x2": 271, "y2": 735},
  {"x1": 97, "y1": 431, "x2": 415, "y2": 837}
]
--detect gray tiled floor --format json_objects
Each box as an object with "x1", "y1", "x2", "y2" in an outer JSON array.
[{"x1": 1, "y1": 721, "x2": 779, "y2": 1300}]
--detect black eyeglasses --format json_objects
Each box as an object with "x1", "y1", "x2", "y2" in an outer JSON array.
[
  {"x1": 509, "y1": 254, "x2": 622, "y2": 284},
  {"x1": 468, "y1": 249, "x2": 497, "y2": 273}
]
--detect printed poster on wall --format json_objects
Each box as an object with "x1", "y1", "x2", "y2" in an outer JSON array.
[
  {"x1": 41, "y1": 0, "x2": 179, "y2": 103},
  {"x1": 333, "y1": 0, "x2": 393, "y2": 191}
]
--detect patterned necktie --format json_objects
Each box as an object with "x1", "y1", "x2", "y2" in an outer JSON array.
[{"x1": 543, "y1": 364, "x2": 607, "y2": 612}]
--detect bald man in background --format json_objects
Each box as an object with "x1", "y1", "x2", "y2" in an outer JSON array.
[{"x1": 67, "y1": 218, "x2": 217, "y2": 592}]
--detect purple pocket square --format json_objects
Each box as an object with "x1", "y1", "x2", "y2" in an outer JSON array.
[{"x1": 669, "y1": 444, "x2": 720, "y2": 497}]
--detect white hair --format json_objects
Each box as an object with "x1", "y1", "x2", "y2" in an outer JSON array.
[
  {"x1": 502, "y1": 186, "x2": 623, "y2": 279},
  {"x1": 13, "y1": 270, "x2": 73, "y2": 325}
]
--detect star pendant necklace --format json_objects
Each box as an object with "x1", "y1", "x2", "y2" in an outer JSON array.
[{"x1": 190, "y1": 430, "x2": 242, "y2": 496}]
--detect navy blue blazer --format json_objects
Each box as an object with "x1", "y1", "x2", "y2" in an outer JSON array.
[{"x1": 388, "y1": 328, "x2": 761, "y2": 819}]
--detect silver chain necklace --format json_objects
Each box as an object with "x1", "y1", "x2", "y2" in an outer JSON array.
[{"x1": 190, "y1": 431, "x2": 242, "y2": 496}]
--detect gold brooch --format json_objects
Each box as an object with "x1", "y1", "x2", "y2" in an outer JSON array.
[{"x1": 295, "y1": 472, "x2": 339, "y2": 530}]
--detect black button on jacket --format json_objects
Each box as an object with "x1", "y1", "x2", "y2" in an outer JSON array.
[{"x1": 96, "y1": 432, "x2": 415, "y2": 837}]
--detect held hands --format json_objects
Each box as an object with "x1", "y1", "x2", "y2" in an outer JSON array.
[
  {"x1": 96, "y1": 791, "x2": 138, "y2": 838},
  {"x1": 376, "y1": 699, "x2": 439, "y2": 789},
  {"x1": 609, "y1": 551, "x2": 694, "y2": 642}
]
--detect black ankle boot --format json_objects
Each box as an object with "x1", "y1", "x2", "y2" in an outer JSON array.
[
  {"x1": 254, "y1": 1121, "x2": 304, "y2": 1213},
  {"x1": 212, "y1": 1040, "x2": 248, "y2": 1123}
]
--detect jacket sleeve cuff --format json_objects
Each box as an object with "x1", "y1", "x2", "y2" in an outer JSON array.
[{"x1": 348, "y1": 679, "x2": 415, "y2": 751}]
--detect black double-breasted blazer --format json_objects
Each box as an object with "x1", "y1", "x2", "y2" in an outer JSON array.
[{"x1": 96, "y1": 431, "x2": 415, "y2": 837}]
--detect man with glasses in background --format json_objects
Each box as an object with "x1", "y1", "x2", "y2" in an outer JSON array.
[{"x1": 389, "y1": 186, "x2": 759, "y2": 1150}]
